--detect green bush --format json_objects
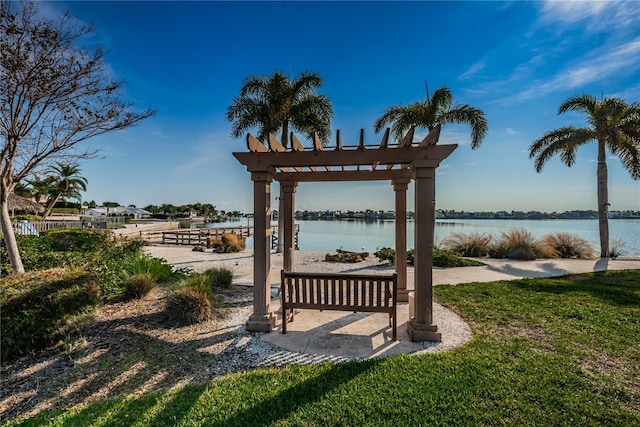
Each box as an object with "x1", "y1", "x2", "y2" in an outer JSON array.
[
  {"x1": 122, "y1": 273, "x2": 157, "y2": 300},
  {"x1": 121, "y1": 253, "x2": 174, "y2": 283},
  {"x1": 50, "y1": 207, "x2": 80, "y2": 215},
  {"x1": 1, "y1": 269, "x2": 100, "y2": 362},
  {"x1": 43, "y1": 228, "x2": 115, "y2": 252},
  {"x1": 373, "y1": 247, "x2": 483, "y2": 268},
  {"x1": 374, "y1": 247, "x2": 395, "y2": 264},
  {"x1": 204, "y1": 266, "x2": 234, "y2": 289},
  {"x1": 84, "y1": 240, "x2": 148, "y2": 299}
]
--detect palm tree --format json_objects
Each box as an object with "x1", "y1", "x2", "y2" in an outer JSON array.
[
  {"x1": 529, "y1": 94, "x2": 640, "y2": 258},
  {"x1": 41, "y1": 162, "x2": 88, "y2": 218},
  {"x1": 227, "y1": 70, "x2": 333, "y2": 148},
  {"x1": 25, "y1": 175, "x2": 56, "y2": 204},
  {"x1": 374, "y1": 84, "x2": 488, "y2": 149}
]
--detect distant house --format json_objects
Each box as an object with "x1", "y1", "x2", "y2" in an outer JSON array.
[{"x1": 84, "y1": 206, "x2": 151, "y2": 220}]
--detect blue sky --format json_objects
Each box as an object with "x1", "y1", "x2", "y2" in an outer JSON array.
[{"x1": 39, "y1": 1, "x2": 639, "y2": 213}]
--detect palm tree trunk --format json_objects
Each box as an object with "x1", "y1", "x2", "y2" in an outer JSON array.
[
  {"x1": 281, "y1": 121, "x2": 289, "y2": 149},
  {"x1": 597, "y1": 142, "x2": 609, "y2": 258},
  {"x1": 42, "y1": 193, "x2": 61, "y2": 219},
  {"x1": 0, "y1": 189, "x2": 25, "y2": 273},
  {"x1": 277, "y1": 121, "x2": 290, "y2": 254}
]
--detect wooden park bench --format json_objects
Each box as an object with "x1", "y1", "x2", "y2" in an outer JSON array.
[{"x1": 280, "y1": 270, "x2": 398, "y2": 340}]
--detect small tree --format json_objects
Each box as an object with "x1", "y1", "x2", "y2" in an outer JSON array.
[
  {"x1": 0, "y1": 1, "x2": 154, "y2": 273},
  {"x1": 41, "y1": 162, "x2": 88, "y2": 218}
]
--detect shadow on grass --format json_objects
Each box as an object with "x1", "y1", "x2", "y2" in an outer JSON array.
[
  {"x1": 510, "y1": 270, "x2": 640, "y2": 306},
  {"x1": 211, "y1": 360, "x2": 378, "y2": 426}
]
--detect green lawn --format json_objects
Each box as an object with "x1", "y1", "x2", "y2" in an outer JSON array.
[{"x1": 7, "y1": 270, "x2": 639, "y2": 426}]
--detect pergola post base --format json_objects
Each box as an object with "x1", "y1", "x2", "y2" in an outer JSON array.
[
  {"x1": 407, "y1": 319, "x2": 442, "y2": 342},
  {"x1": 397, "y1": 289, "x2": 410, "y2": 302},
  {"x1": 246, "y1": 313, "x2": 276, "y2": 332}
]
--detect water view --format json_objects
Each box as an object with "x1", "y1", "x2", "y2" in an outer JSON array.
[{"x1": 207, "y1": 218, "x2": 640, "y2": 257}]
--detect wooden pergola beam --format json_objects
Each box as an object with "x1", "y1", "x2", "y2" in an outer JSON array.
[
  {"x1": 233, "y1": 144, "x2": 456, "y2": 171},
  {"x1": 275, "y1": 168, "x2": 414, "y2": 182}
]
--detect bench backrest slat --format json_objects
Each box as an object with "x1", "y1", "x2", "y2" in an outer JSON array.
[{"x1": 281, "y1": 270, "x2": 398, "y2": 341}]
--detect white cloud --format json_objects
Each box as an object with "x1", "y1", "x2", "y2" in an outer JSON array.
[
  {"x1": 175, "y1": 130, "x2": 230, "y2": 173},
  {"x1": 459, "y1": 59, "x2": 487, "y2": 80},
  {"x1": 505, "y1": 128, "x2": 521, "y2": 135},
  {"x1": 538, "y1": 0, "x2": 640, "y2": 32},
  {"x1": 503, "y1": 37, "x2": 640, "y2": 103}
]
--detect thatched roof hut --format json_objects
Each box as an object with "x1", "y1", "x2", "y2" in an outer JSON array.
[{"x1": 8, "y1": 194, "x2": 44, "y2": 214}]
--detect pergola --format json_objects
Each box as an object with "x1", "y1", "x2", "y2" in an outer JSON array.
[{"x1": 233, "y1": 125, "x2": 456, "y2": 342}]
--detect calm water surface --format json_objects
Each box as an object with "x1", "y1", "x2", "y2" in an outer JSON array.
[{"x1": 208, "y1": 218, "x2": 640, "y2": 257}]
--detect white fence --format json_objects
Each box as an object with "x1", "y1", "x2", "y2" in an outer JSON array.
[{"x1": 12, "y1": 217, "x2": 126, "y2": 235}]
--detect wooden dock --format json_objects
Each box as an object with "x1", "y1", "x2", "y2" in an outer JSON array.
[{"x1": 161, "y1": 225, "x2": 299, "y2": 249}]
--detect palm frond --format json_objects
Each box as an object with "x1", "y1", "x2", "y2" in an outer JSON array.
[
  {"x1": 529, "y1": 126, "x2": 594, "y2": 172},
  {"x1": 558, "y1": 94, "x2": 597, "y2": 116},
  {"x1": 429, "y1": 86, "x2": 453, "y2": 111},
  {"x1": 439, "y1": 105, "x2": 487, "y2": 149}
]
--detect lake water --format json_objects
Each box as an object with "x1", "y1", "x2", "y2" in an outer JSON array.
[{"x1": 207, "y1": 218, "x2": 640, "y2": 257}]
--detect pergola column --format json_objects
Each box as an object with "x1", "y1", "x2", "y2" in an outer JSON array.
[
  {"x1": 407, "y1": 166, "x2": 441, "y2": 342},
  {"x1": 280, "y1": 181, "x2": 298, "y2": 271},
  {"x1": 247, "y1": 171, "x2": 276, "y2": 332},
  {"x1": 393, "y1": 178, "x2": 410, "y2": 302}
]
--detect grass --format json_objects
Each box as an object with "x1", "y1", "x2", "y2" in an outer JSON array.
[{"x1": 6, "y1": 269, "x2": 639, "y2": 426}]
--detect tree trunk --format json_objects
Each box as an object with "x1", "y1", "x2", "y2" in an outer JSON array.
[
  {"x1": 41, "y1": 193, "x2": 61, "y2": 219},
  {"x1": 596, "y1": 144, "x2": 610, "y2": 258},
  {"x1": 281, "y1": 121, "x2": 289, "y2": 149},
  {"x1": 0, "y1": 191, "x2": 25, "y2": 274},
  {"x1": 277, "y1": 121, "x2": 290, "y2": 253}
]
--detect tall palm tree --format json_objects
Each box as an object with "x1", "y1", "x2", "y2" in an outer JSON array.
[
  {"x1": 374, "y1": 84, "x2": 488, "y2": 149},
  {"x1": 529, "y1": 94, "x2": 640, "y2": 258},
  {"x1": 41, "y1": 162, "x2": 88, "y2": 218},
  {"x1": 227, "y1": 70, "x2": 333, "y2": 148}
]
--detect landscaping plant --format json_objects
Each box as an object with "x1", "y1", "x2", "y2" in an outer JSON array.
[{"x1": 538, "y1": 232, "x2": 595, "y2": 259}]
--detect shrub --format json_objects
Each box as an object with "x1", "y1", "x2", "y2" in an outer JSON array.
[
  {"x1": 1, "y1": 268, "x2": 100, "y2": 361},
  {"x1": 609, "y1": 239, "x2": 627, "y2": 259},
  {"x1": 122, "y1": 273, "x2": 157, "y2": 299},
  {"x1": 204, "y1": 266, "x2": 234, "y2": 289},
  {"x1": 84, "y1": 239, "x2": 149, "y2": 299},
  {"x1": 374, "y1": 247, "x2": 395, "y2": 264},
  {"x1": 374, "y1": 247, "x2": 483, "y2": 268},
  {"x1": 165, "y1": 288, "x2": 212, "y2": 325},
  {"x1": 538, "y1": 232, "x2": 595, "y2": 259},
  {"x1": 209, "y1": 233, "x2": 246, "y2": 253},
  {"x1": 492, "y1": 228, "x2": 540, "y2": 260},
  {"x1": 432, "y1": 248, "x2": 483, "y2": 268},
  {"x1": 121, "y1": 253, "x2": 174, "y2": 283},
  {"x1": 441, "y1": 232, "x2": 492, "y2": 257},
  {"x1": 43, "y1": 228, "x2": 115, "y2": 252},
  {"x1": 7, "y1": 235, "x2": 68, "y2": 272}
]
